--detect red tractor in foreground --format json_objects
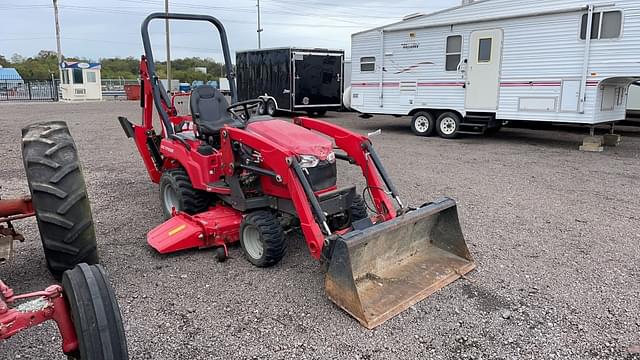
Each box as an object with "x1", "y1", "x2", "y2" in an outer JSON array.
[
  {"x1": 119, "y1": 13, "x2": 475, "y2": 329},
  {"x1": 1, "y1": 121, "x2": 127, "y2": 359}
]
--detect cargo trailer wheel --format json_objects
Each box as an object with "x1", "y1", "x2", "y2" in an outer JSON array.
[
  {"x1": 436, "y1": 112, "x2": 461, "y2": 139},
  {"x1": 62, "y1": 263, "x2": 128, "y2": 359},
  {"x1": 21, "y1": 121, "x2": 98, "y2": 279},
  {"x1": 411, "y1": 111, "x2": 435, "y2": 136},
  {"x1": 240, "y1": 211, "x2": 286, "y2": 267},
  {"x1": 159, "y1": 168, "x2": 208, "y2": 219},
  {"x1": 257, "y1": 100, "x2": 267, "y2": 115},
  {"x1": 266, "y1": 99, "x2": 277, "y2": 116}
]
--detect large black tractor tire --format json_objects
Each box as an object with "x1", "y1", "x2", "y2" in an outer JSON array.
[
  {"x1": 62, "y1": 264, "x2": 128, "y2": 360},
  {"x1": 21, "y1": 121, "x2": 98, "y2": 279},
  {"x1": 159, "y1": 168, "x2": 209, "y2": 219},
  {"x1": 240, "y1": 210, "x2": 286, "y2": 267}
]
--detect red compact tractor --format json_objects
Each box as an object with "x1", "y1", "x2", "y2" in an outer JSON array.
[
  {"x1": 119, "y1": 13, "x2": 475, "y2": 329},
  {"x1": 1, "y1": 121, "x2": 128, "y2": 358}
]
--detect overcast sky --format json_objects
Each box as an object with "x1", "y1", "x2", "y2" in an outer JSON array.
[{"x1": 1, "y1": 0, "x2": 459, "y2": 61}]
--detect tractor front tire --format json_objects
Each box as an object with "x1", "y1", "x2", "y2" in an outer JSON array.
[
  {"x1": 21, "y1": 121, "x2": 98, "y2": 279},
  {"x1": 159, "y1": 168, "x2": 209, "y2": 219},
  {"x1": 62, "y1": 264, "x2": 128, "y2": 360},
  {"x1": 350, "y1": 194, "x2": 369, "y2": 221},
  {"x1": 240, "y1": 211, "x2": 286, "y2": 267}
]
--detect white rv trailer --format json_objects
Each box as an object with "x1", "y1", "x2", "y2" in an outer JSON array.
[{"x1": 348, "y1": 0, "x2": 640, "y2": 138}]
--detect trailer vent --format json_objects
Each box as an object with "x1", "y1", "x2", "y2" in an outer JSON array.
[{"x1": 399, "y1": 81, "x2": 417, "y2": 92}]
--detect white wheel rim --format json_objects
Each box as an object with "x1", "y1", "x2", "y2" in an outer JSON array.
[
  {"x1": 414, "y1": 116, "x2": 430, "y2": 133},
  {"x1": 243, "y1": 225, "x2": 263, "y2": 260},
  {"x1": 268, "y1": 102, "x2": 275, "y2": 115},
  {"x1": 440, "y1": 117, "x2": 457, "y2": 135},
  {"x1": 163, "y1": 184, "x2": 179, "y2": 214}
]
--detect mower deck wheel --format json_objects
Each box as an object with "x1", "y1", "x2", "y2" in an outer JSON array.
[
  {"x1": 21, "y1": 121, "x2": 98, "y2": 279},
  {"x1": 240, "y1": 211, "x2": 286, "y2": 267},
  {"x1": 159, "y1": 168, "x2": 209, "y2": 219},
  {"x1": 62, "y1": 263, "x2": 128, "y2": 359}
]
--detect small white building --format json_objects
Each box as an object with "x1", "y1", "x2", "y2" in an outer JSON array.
[
  {"x1": 348, "y1": 0, "x2": 640, "y2": 138},
  {"x1": 60, "y1": 61, "x2": 102, "y2": 101}
]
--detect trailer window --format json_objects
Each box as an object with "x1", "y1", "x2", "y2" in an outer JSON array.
[
  {"x1": 478, "y1": 38, "x2": 492, "y2": 63},
  {"x1": 580, "y1": 11, "x2": 622, "y2": 39},
  {"x1": 360, "y1": 57, "x2": 376, "y2": 72},
  {"x1": 445, "y1": 35, "x2": 462, "y2": 71}
]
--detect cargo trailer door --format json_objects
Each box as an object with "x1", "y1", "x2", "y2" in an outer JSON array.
[{"x1": 293, "y1": 52, "x2": 342, "y2": 109}]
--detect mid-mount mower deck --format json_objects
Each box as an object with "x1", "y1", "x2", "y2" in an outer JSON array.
[{"x1": 119, "y1": 12, "x2": 475, "y2": 329}]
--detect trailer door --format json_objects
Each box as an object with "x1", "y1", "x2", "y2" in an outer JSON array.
[
  {"x1": 465, "y1": 29, "x2": 503, "y2": 111},
  {"x1": 293, "y1": 52, "x2": 342, "y2": 108}
]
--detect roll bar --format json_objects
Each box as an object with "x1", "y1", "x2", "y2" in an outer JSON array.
[{"x1": 141, "y1": 13, "x2": 238, "y2": 135}]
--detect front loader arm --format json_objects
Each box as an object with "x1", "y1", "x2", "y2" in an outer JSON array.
[
  {"x1": 221, "y1": 127, "x2": 327, "y2": 259},
  {"x1": 293, "y1": 117, "x2": 397, "y2": 220}
]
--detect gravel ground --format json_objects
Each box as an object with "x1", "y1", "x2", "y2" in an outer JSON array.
[{"x1": 1, "y1": 101, "x2": 639, "y2": 360}]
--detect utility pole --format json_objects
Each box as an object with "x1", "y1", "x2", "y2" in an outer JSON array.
[
  {"x1": 52, "y1": 0, "x2": 63, "y2": 82},
  {"x1": 165, "y1": 0, "x2": 171, "y2": 93},
  {"x1": 256, "y1": 0, "x2": 263, "y2": 48}
]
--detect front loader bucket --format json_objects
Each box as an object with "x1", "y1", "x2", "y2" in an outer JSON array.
[{"x1": 325, "y1": 198, "x2": 474, "y2": 329}]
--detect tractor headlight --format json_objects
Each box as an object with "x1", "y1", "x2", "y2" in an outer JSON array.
[
  {"x1": 327, "y1": 151, "x2": 336, "y2": 164},
  {"x1": 299, "y1": 155, "x2": 320, "y2": 168}
]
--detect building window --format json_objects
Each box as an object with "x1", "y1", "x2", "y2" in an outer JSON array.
[
  {"x1": 86, "y1": 71, "x2": 96, "y2": 83},
  {"x1": 580, "y1": 11, "x2": 622, "y2": 39},
  {"x1": 72, "y1": 68, "x2": 84, "y2": 84},
  {"x1": 445, "y1": 35, "x2": 462, "y2": 71},
  {"x1": 62, "y1": 69, "x2": 70, "y2": 84},
  {"x1": 478, "y1": 38, "x2": 492, "y2": 62},
  {"x1": 360, "y1": 57, "x2": 375, "y2": 72}
]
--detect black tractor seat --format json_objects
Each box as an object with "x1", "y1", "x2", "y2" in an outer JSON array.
[{"x1": 190, "y1": 85, "x2": 243, "y2": 137}]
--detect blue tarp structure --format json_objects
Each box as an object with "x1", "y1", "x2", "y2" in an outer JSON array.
[{"x1": 0, "y1": 68, "x2": 23, "y2": 81}]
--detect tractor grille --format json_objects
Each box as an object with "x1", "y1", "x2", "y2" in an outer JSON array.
[{"x1": 306, "y1": 160, "x2": 337, "y2": 191}]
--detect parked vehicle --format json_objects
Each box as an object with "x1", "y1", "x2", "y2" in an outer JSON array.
[
  {"x1": 119, "y1": 12, "x2": 474, "y2": 329},
  {"x1": 348, "y1": 0, "x2": 640, "y2": 138},
  {"x1": 236, "y1": 47, "x2": 344, "y2": 116}
]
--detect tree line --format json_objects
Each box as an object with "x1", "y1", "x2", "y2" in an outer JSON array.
[{"x1": 0, "y1": 50, "x2": 227, "y2": 83}]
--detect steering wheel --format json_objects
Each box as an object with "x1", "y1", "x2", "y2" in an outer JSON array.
[{"x1": 227, "y1": 99, "x2": 266, "y2": 121}]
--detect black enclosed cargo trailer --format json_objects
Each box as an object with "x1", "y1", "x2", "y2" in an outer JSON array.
[{"x1": 236, "y1": 47, "x2": 344, "y2": 116}]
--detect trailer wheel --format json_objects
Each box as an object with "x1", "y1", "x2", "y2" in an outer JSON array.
[
  {"x1": 436, "y1": 112, "x2": 461, "y2": 139},
  {"x1": 159, "y1": 168, "x2": 209, "y2": 219},
  {"x1": 257, "y1": 100, "x2": 267, "y2": 115},
  {"x1": 240, "y1": 210, "x2": 286, "y2": 267},
  {"x1": 411, "y1": 111, "x2": 435, "y2": 137},
  {"x1": 62, "y1": 264, "x2": 128, "y2": 360},
  {"x1": 21, "y1": 121, "x2": 98, "y2": 279},
  {"x1": 266, "y1": 99, "x2": 277, "y2": 116}
]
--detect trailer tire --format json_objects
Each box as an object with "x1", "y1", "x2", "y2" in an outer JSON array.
[
  {"x1": 411, "y1": 111, "x2": 435, "y2": 137},
  {"x1": 159, "y1": 168, "x2": 209, "y2": 219},
  {"x1": 240, "y1": 210, "x2": 286, "y2": 267},
  {"x1": 436, "y1": 112, "x2": 461, "y2": 139},
  {"x1": 266, "y1": 99, "x2": 277, "y2": 116},
  {"x1": 62, "y1": 264, "x2": 128, "y2": 359},
  {"x1": 21, "y1": 121, "x2": 99, "y2": 279},
  {"x1": 257, "y1": 100, "x2": 267, "y2": 115}
]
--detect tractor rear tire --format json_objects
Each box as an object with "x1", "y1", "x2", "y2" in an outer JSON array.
[
  {"x1": 62, "y1": 263, "x2": 128, "y2": 360},
  {"x1": 21, "y1": 121, "x2": 98, "y2": 279},
  {"x1": 159, "y1": 168, "x2": 209, "y2": 219},
  {"x1": 240, "y1": 210, "x2": 286, "y2": 267}
]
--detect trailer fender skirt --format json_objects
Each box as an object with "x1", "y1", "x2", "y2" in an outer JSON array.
[{"x1": 324, "y1": 197, "x2": 475, "y2": 329}]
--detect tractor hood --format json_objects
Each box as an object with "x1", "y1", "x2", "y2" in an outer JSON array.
[{"x1": 247, "y1": 119, "x2": 333, "y2": 159}]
